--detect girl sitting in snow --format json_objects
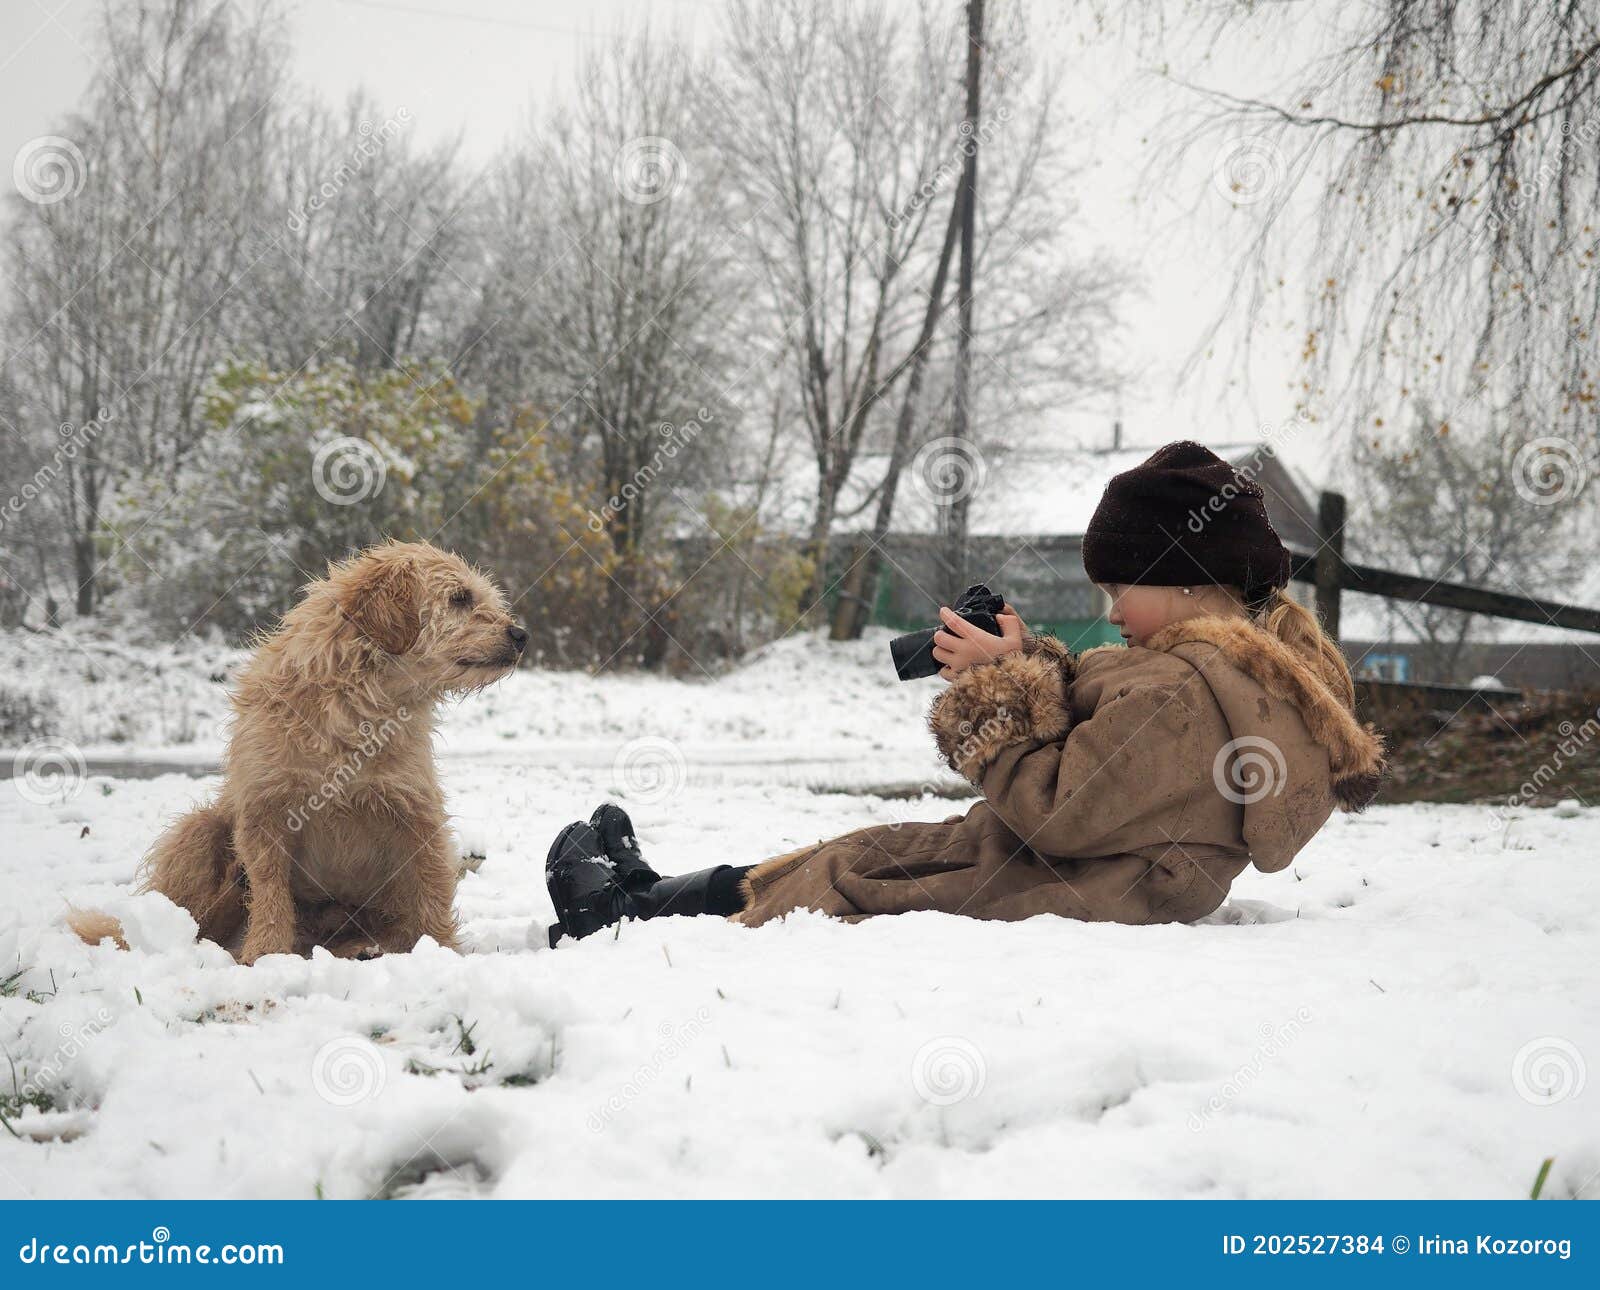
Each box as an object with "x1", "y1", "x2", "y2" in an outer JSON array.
[{"x1": 543, "y1": 440, "x2": 1387, "y2": 945}]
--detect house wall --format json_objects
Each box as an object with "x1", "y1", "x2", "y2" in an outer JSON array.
[
  {"x1": 852, "y1": 534, "x2": 1120, "y2": 648},
  {"x1": 839, "y1": 447, "x2": 1322, "y2": 650},
  {"x1": 861, "y1": 536, "x2": 1318, "y2": 649},
  {"x1": 1345, "y1": 639, "x2": 1600, "y2": 691}
]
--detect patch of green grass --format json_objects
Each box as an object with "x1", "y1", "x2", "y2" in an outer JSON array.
[
  {"x1": 0, "y1": 1085, "x2": 57, "y2": 1121},
  {"x1": 402, "y1": 1017, "x2": 556, "y2": 1090},
  {"x1": 0, "y1": 973, "x2": 55, "y2": 1017},
  {"x1": 448, "y1": 1015, "x2": 477, "y2": 1057},
  {"x1": 1531, "y1": 1156, "x2": 1555, "y2": 1200},
  {"x1": 0, "y1": 1047, "x2": 63, "y2": 1132}
]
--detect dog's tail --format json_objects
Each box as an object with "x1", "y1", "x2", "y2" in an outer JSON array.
[
  {"x1": 64, "y1": 906, "x2": 129, "y2": 950},
  {"x1": 64, "y1": 805, "x2": 240, "y2": 955}
]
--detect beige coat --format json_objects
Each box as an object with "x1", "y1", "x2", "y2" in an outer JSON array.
[{"x1": 736, "y1": 614, "x2": 1386, "y2": 928}]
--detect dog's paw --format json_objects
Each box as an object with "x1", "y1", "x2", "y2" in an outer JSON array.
[
  {"x1": 321, "y1": 936, "x2": 385, "y2": 960},
  {"x1": 238, "y1": 934, "x2": 294, "y2": 966}
]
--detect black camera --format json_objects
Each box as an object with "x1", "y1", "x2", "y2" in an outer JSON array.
[{"x1": 889, "y1": 583, "x2": 1006, "y2": 681}]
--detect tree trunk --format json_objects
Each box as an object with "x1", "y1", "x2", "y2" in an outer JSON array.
[
  {"x1": 73, "y1": 534, "x2": 96, "y2": 617},
  {"x1": 938, "y1": 0, "x2": 983, "y2": 600},
  {"x1": 829, "y1": 180, "x2": 967, "y2": 640},
  {"x1": 800, "y1": 473, "x2": 841, "y2": 624},
  {"x1": 72, "y1": 449, "x2": 102, "y2": 617}
]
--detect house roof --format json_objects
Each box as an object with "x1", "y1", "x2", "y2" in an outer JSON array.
[
  {"x1": 767, "y1": 440, "x2": 1322, "y2": 541},
  {"x1": 746, "y1": 432, "x2": 1600, "y2": 650}
]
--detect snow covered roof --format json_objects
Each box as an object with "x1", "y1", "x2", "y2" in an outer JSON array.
[
  {"x1": 755, "y1": 438, "x2": 1600, "y2": 648},
  {"x1": 766, "y1": 440, "x2": 1318, "y2": 540}
]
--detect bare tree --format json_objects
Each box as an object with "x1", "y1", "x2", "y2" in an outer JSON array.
[
  {"x1": 1351, "y1": 403, "x2": 1592, "y2": 679},
  {"x1": 0, "y1": 369, "x2": 71, "y2": 622},
  {"x1": 939, "y1": 0, "x2": 984, "y2": 599},
  {"x1": 3, "y1": 0, "x2": 290, "y2": 613},
  {"x1": 450, "y1": 129, "x2": 551, "y2": 423},
  {"x1": 714, "y1": 0, "x2": 967, "y2": 614},
  {"x1": 244, "y1": 93, "x2": 469, "y2": 375},
  {"x1": 0, "y1": 0, "x2": 1118, "y2": 670},
  {"x1": 717, "y1": 0, "x2": 1122, "y2": 623},
  {"x1": 463, "y1": 34, "x2": 738, "y2": 662},
  {"x1": 1160, "y1": 1, "x2": 1600, "y2": 456}
]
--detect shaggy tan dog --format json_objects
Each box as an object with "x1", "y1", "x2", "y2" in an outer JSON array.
[{"x1": 69, "y1": 540, "x2": 526, "y2": 963}]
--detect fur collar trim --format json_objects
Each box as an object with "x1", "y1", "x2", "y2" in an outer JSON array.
[{"x1": 1142, "y1": 614, "x2": 1387, "y2": 810}]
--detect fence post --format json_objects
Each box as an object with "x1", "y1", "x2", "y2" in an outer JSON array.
[{"x1": 1315, "y1": 490, "x2": 1346, "y2": 640}]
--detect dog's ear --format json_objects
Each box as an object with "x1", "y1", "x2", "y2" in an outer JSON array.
[{"x1": 339, "y1": 553, "x2": 421, "y2": 655}]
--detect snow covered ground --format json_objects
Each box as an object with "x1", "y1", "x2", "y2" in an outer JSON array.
[{"x1": 2, "y1": 629, "x2": 1597, "y2": 1199}]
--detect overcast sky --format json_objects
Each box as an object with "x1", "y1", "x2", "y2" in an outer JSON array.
[{"x1": 1, "y1": 0, "x2": 1320, "y2": 479}]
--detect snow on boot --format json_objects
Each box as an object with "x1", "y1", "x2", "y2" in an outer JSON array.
[
  {"x1": 546, "y1": 820, "x2": 748, "y2": 947},
  {"x1": 545, "y1": 821, "x2": 630, "y2": 947},
  {"x1": 589, "y1": 802, "x2": 659, "y2": 893}
]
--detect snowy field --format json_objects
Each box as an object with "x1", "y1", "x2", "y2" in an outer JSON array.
[{"x1": 2, "y1": 630, "x2": 1597, "y2": 1199}]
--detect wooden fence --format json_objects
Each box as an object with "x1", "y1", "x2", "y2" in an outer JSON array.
[{"x1": 1287, "y1": 490, "x2": 1600, "y2": 642}]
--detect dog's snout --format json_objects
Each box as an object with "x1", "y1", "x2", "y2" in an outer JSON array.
[{"x1": 506, "y1": 624, "x2": 529, "y2": 653}]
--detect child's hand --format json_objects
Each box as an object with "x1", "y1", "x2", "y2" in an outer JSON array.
[{"x1": 932, "y1": 603, "x2": 1026, "y2": 679}]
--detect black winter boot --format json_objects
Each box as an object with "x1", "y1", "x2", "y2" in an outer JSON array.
[
  {"x1": 628, "y1": 866, "x2": 731, "y2": 918},
  {"x1": 545, "y1": 819, "x2": 752, "y2": 946},
  {"x1": 588, "y1": 803, "x2": 659, "y2": 893},
  {"x1": 545, "y1": 821, "x2": 630, "y2": 947}
]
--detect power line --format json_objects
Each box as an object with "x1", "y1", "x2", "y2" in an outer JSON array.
[
  {"x1": 327, "y1": 0, "x2": 709, "y2": 40},
  {"x1": 327, "y1": 0, "x2": 621, "y2": 39}
]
